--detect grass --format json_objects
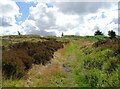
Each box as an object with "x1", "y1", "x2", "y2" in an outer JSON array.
[
  {"x1": 2, "y1": 35, "x2": 120, "y2": 87},
  {"x1": 64, "y1": 35, "x2": 108, "y2": 42},
  {"x1": 2, "y1": 77, "x2": 24, "y2": 87},
  {"x1": 62, "y1": 36, "x2": 120, "y2": 87}
]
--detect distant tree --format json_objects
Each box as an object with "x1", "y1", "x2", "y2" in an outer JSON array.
[
  {"x1": 61, "y1": 32, "x2": 64, "y2": 37},
  {"x1": 94, "y1": 30, "x2": 103, "y2": 36},
  {"x1": 18, "y1": 31, "x2": 21, "y2": 35},
  {"x1": 108, "y1": 30, "x2": 116, "y2": 38}
]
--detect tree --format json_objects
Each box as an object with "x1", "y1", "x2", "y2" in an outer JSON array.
[
  {"x1": 18, "y1": 31, "x2": 21, "y2": 35},
  {"x1": 94, "y1": 30, "x2": 103, "y2": 36},
  {"x1": 108, "y1": 30, "x2": 116, "y2": 38},
  {"x1": 61, "y1": 32, "x2": 64, "y2": 37}
]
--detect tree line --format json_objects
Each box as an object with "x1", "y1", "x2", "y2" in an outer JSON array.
[
  {"x1": 94, "y1": 30, "x2": 116, "y2": 38},
  {"x1": 61, "y1": 30, "x2": 117, "y2": 39}
]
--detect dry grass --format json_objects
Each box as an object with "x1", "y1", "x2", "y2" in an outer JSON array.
[{"x1": 22, "y1": 44, "x2": 69, "y2": 87}]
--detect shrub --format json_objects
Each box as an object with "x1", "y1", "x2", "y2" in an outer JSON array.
[
  {"x1": 2, "y1": 39, "x2": 64, "y2": 79},
  {"x1": 94, "y1": 30, "x2": 103, "y2": 36},
  {"x1": 108, "y1": 30, "x2": 116, "y2": 38},
  {"x1": 93, "y1": 38, "x2": 120, "y2": 54},
  {"x1": 2, "y1": 51, "x2": 25, "y2": 79}
]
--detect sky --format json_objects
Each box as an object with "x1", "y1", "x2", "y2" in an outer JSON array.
[{"x1": 0, "y1": 0, "x2": 119, "y2": 36}]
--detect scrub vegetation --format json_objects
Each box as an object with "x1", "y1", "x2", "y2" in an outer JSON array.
[{"x1": 1, "y1": 35, "x2": 120, "y2": 87}]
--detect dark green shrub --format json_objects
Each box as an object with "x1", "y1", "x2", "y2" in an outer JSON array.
[
  {"x1": 94, "y1": 30, "x2": 103, "y2": 36},
  {"x1": 108, "y1": 30, "x2": 116, "y2": 39}
]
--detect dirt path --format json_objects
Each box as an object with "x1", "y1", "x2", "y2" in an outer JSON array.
[
  {"x1": 23, "y1": 45, "x2": 69, "y2": 87},
  {"x1": 23, "y1": 40, "x2": 93, "y2": 87}
]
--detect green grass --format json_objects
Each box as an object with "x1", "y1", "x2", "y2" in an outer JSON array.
[
  {"x1": 64, "y1": 35, "x2": 108, "y2": 41},
  {"x1": 63, "y1": 37, "x2": 120, "y2": 87},
  {"x1": 2, "y1": 78, "x2": 24, "y2": 87},
  {"x1": 65, "y1": 42, "x2": 78, "y2": 54}
]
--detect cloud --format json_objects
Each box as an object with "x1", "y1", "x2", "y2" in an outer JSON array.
[
  {"x1": 18, "y1": 2, "x2": 119, "y2": 36},
  {"x1": 0, "y1": 0, "x2": 22, "y2": 35},
  {"x1": 0, "y1": 24, "x2": 22, "y2": 35},
  {"x1": 55, "y1": 2, "x2": 113, "y2": 15},
  {"x1": 0, "y1": 1, "x2": 119, "y2": 36},
  {"x1": 28, "y1": 2, "x2": 57, "y2": 29},
  {"x1": 24, "y1": 2, "x2": 82, "y2": 36},
  {"x1": 0, "y1": 0, "x2": 20, "y2": 17},
  {"x1": 21, "y1": 2, "x2": 81, "y2": 36},
  {"x1": 18, "y1": 2, "x2": 58, "y2": 36},
  {"x1": 0, "y1": 17, "x2": 12, "y2": 27},
  {"x1": 25, "y1": 30, "x2": 56, "y2": 36},
  {"x1": 112, "y1": 17, "x2": 120, "y2": 24},
  {"x1": 83, "y1": 7, "x2": 118, "y2": 35},
  {"x1": 21, "y1": 19, "x2": 56, "y2": 36}
]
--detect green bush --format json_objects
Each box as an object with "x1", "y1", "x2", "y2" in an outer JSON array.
[
  {"x1": 94, "y1": 30, "x2": 103, "y2": 36},
  {"x1": 76, "y1": 39, "x2": 120, "y2": 87},
  {"x1": 108, "y1": 30, "x2": 116, "y2": 38}
]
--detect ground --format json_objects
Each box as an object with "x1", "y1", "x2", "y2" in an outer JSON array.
[{"x1": 1, "y1": 35, "x2": 120, "y2": 87}]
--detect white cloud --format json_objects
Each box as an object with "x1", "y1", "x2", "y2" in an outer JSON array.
[
  {"x1": 21, "y1": 19, "x2": 39, "y2": 34},
  {"x1": 56, "y1": 13, "x2": 79, "y2": 26},
  {"x1": 55, "y1": 2, "x2": 113, "y2": 15},
  {"x1": 28, "y1": 2, "x2": 58, "y2": 29},
  {"x1": 0, "y1": 24, "x2": 22, "y2": 35},
  {"x1": 23, "y1": 2, "x2": 81, "y2": 36},
  {"x1": 0, "y1": 0, "x2": 20, "y2": 17},
  {"x1": 0, "y1": 0, "x2": 22, "y2": 35}
]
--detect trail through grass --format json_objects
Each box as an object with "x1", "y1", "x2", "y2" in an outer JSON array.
[{"x1": 2, "y1": 36, "x2": 120, "y2": 87}]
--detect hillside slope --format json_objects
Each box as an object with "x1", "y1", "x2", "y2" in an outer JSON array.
[{"x1": 2, "y1": 35, "x2": 120, "y2": 87}]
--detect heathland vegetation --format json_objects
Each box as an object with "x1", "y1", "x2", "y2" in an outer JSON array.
[{"x1": 1, "y1": 30, "x2": 120, "y2": 87}]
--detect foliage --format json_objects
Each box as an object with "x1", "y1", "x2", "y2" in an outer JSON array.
[
  {"x1": 74, "y1": 39, "x2": 120, "y2": 87},
  {"x1": 108, "y1": 30, "x2": 116, "y2": 38},
  {"x1": 93, "y1": 38, "x2": 120, "y2": 54},
  {"x1": 94, "y1": 30, "x2": 103, "y2": 36},
  {"x1": 2, "y1": 39, "x2": 64, "y2": 79},
  {"x1": 2, "y1": 35, "x2": 120, "y2": 87},
  {"x1": 64, "y1": 38, "x2": 120, "y2": 87}
]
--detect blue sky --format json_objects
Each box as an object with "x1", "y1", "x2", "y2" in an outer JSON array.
[
  {"x1": 15, "y1": 2, "x2": 53, "y2": 25},
  {"x1": 15, "y1": 2, "x2": 36, "y2": 24}
]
